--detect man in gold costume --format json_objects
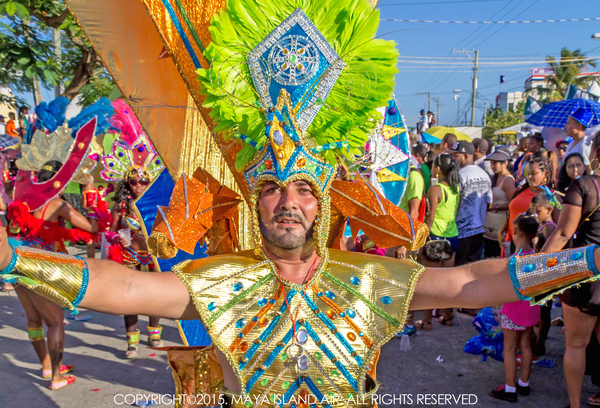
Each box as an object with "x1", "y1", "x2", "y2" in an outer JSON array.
[{"x1": 2, "y1": 0, "x2": 600, "y2": 407}]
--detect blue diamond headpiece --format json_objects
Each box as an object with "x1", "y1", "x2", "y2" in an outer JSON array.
[
  {"x1": 247, "y1": 8, "x2": 345, "y2": 132},
  {"x1": 244, "y1": 91, "x2": 335, "y2": 196},
  {"x1": 244, "y1": 9, "x2": 343, "y2": 196}
]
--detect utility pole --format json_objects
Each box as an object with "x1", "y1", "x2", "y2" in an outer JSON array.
[
  {"x1": 452, "y1": 48, "x2": 479, "y2": 126},
  {"x1": 415, "y1": 91, "x2": 431, "y2": 112},
  {"x1": 52, "y1": 28, "x2": 63, "y2": 98},
  {"x1": 432, "y1": 96, "x2": 440, "y2": 125},
  {"x1": 453, "y1": 89, "x2": 461, "y2": 126},
  {"x1": 483, "y1": 101, "x2": 487, "y2": 127}
]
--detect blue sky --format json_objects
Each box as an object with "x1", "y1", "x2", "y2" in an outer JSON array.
[
  {"x1": 15, "y1": 0, "x2": 600, "y2": 129},
  {"x1": 377, "y1": 0, "x2": 600, "y2": 127}
]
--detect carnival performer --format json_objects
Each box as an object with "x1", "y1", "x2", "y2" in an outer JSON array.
[
  {"x1": 1, "y1": 0, "x2": 599, "y2": 405},
  {"x1": 101, "y1": 99, "x2": 166, "y2": 358},
  {"x1": 5, "y1": 113, "x2": 108, "y2": 390}
]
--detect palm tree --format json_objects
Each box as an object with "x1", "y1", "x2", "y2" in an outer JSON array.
[{"x1": 542, "y1": 48, "x2": 597, "y2": 101}]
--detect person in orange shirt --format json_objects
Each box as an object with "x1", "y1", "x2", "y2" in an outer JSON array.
[{"x1": 5, "y1": 112, "x2": 18, "y2": 138}]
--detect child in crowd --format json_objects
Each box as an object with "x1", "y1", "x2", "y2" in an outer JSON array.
[
  {"x1": 491, "y1": 215, "x2": 541, "y2": 402},
  {"x1": 530, "y1": 192, "x2": 556, "y2": 251},
  {"x1": 530, "y1": 193, "x2": 558, "y2": 356}
]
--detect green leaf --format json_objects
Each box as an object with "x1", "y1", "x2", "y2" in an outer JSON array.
[
  {"x1": 5, "y1": 1, "x2": 16, "y2": 16},
  {"x1": 17, "y1": 57, "x2": 29, "y2": 65},
  {"x1": 43, "y1": 69, "x2": 54, "y2": 83},
  {"x1": 24, "y1": 65, "x2": 35, "y2": 79},
  {"x1": 13, "y1": 3, "x2": 28, "y2": 18}
]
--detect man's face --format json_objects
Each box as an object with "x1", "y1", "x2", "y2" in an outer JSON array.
[
  {"x1": 258, "y1": 180, "x2": 318, "y2": 251},
  {"x1": 452, "y1": 152, "x2": 467, "y2": 167}
]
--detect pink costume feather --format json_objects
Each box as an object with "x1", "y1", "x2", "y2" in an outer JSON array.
[{"x1": 110, "y1": 99, "x2": 143, "y2": 147}]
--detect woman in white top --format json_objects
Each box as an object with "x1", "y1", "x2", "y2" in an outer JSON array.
[{"x1": 483, "y1": 148, "x2": 516, "y2": 258}]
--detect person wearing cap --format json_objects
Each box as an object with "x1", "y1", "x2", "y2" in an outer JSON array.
[
  {"x1": 447, "y1": 140, "x2": 492, "y2": 322},
  {"x1": 417, "y1": 109, "x2": 429, "y2": 135},
  {"x1": 0, "y1": 115, "x2": 5, "y2": 135},
  {"x1": 473, "y1": 138, "x2": 494, "y2": 178},
  {"x1": 483, "y1": 148, "x2": 516, "y2": 259},
  {"x1": 556, "y1": 139, "x2": 569, "y2": 166},
  {"x1": 564, "y1": 107, "x2": 593, "y2": 168}
]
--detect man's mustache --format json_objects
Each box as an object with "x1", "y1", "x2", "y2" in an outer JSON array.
[{"x1": 272, "y1": 212, "x2": 307, "y2": 228}]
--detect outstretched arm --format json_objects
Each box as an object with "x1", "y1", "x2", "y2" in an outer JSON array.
[
  {"x1": 83, "y1": 259, "x2": 198, "y2": 319},
  {"x1": 0, "y1": 228, "x2": 198, "y2": 320},
  {"x1": 410, "y1": 247, "x2": 600, "y2": 310},
  {"x1": 410, "y1": 257, "x2": 517, "y2": 310}
]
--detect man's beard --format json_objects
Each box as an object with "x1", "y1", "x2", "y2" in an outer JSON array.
[{"x1": 260, "y1": 211, "x2": 315, "y2": 250}]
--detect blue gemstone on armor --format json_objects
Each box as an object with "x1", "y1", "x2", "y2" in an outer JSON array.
[
  {"x1": 339, "y1": 312, "x2": 346, "y2": 318},
  {"x1": 346, "y1": 309, "x2": 356, "y2": 318},
  {"x1": 523, "y1": 264, "x2": 535, "y2": 273},
  {"x1": 257, "y1": 298, "x2": 267, "y2": 307},
  {"x1": 109, "y1": 162, "x2": 114, "y2": 167},
  {"x1": 118, "y1": 152, "x2": 124, "y2": 157},
  {"x1": 236, "y1": 319, "x2": 246, "y2": 328},
  {"x1": 298, "y1": 354, "x2": 309, "y2": 370},
  {"x1": 253, "y1": 316, "x2": 258, "y2": 322},
  {"x1": 207, "y1": 302, "x2": 217, "y2": 312},
  {"x1": 570, "y1": 252, "x2": 584, "y2": 261},
  {"x1": 138, "y1": 146, "x2": 145, "y2": 152},
  {"x1": 238, "y1": 333, "x2": 244, "y2": 338},
  {"x1": 291, "y1": 405, "x2": 297, "y2": 408},
  {"x1": 317, "y1": 292, "x2": 324, "y2": 297},
  {"x1": 232, "y1": 282, "x2": 243, "y2": 292},
  {"x1": 325, "y1": 291, "x2": 336, "y2": 300},
  {"x1": 296, "y1": 328, "x2": 308, "y2": 345},
  {"x1": 273, "y1": 130, "x2": 283, "y2": 146},
  {"x1": 269, "y1": 299, "x2": 276, "y2": 304},
  {"x1": 382, "y1": 296, "x2": 393, "y2": 305},
  {"x1": 350, "y1": 277, "x2": 361, "y2": 285},
  {"x1": 359, "y1": 331, "x2": 365, "y2": 337}
]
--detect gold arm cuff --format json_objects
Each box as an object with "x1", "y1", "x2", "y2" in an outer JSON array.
[{"x1": 11, "y1": 246, "x2": 87, "y2": 312}]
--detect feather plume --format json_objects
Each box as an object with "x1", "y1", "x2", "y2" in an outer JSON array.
[
  {"x1": 110, "y1": 99, "x2": 143, "y2": 146},
  {"x1": 34, "y1": 97, "x2": 69, "y2": 133},
  {"x1": 68, "y1": 97, "x2": 113, "y2": 137}
]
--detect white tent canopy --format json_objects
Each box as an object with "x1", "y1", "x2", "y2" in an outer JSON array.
[
  {"x1": 493, "y1": 122, "x2": 541, "y2": 136},
  {"x1": 455, "y1": 126, "x2": 482, "y2": 140}
]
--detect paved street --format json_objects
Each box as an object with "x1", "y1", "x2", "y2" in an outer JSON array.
[{"x1": 0, "y1": 248, "x2": 596, "y2": 408}]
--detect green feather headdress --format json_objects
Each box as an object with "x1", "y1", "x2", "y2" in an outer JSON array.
[{"x1": 197, "y1": 0, "x2": 399, "y2": 172}]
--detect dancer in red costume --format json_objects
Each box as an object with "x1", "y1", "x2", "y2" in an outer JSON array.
[{"x1": 6, "y1": 116, "x2": 108, "y2": 390}]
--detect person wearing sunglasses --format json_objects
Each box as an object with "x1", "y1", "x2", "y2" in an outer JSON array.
[
  {"x1": 109, "y1": 167, "x2": 160, "y2": 358},
  {"x1": 556, "y1": 140, "x2": 569, "y2": 167},
  {"x1": 101, "y1": 101, "x2": 167, "y2": 359}
]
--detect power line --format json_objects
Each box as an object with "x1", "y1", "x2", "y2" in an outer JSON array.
[
  {"x1": 381, "y1": 17, "x2": 600, "y2": 23},
  {"x1": 379, "y1": 0, "x2": 506, "y2": 6},
  {"x1": 421, "y1": 0, "x2": 516, "y2": 91},
  {"x1": 475, "y1": 0, "x2": 541, "y2": 46}
]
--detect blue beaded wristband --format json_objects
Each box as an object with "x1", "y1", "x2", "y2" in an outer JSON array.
[{"x1": 0, "y1": 246, "x2": 17, "y2": 275}]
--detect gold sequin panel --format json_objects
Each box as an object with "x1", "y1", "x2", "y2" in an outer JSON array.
[{"x1": 173, "y1": 249, "x2": 425, "y2": 406}]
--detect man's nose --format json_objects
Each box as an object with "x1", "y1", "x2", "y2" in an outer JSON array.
[{"x1": 278, "y1": 188, "x2": 299, "y2": 211}]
